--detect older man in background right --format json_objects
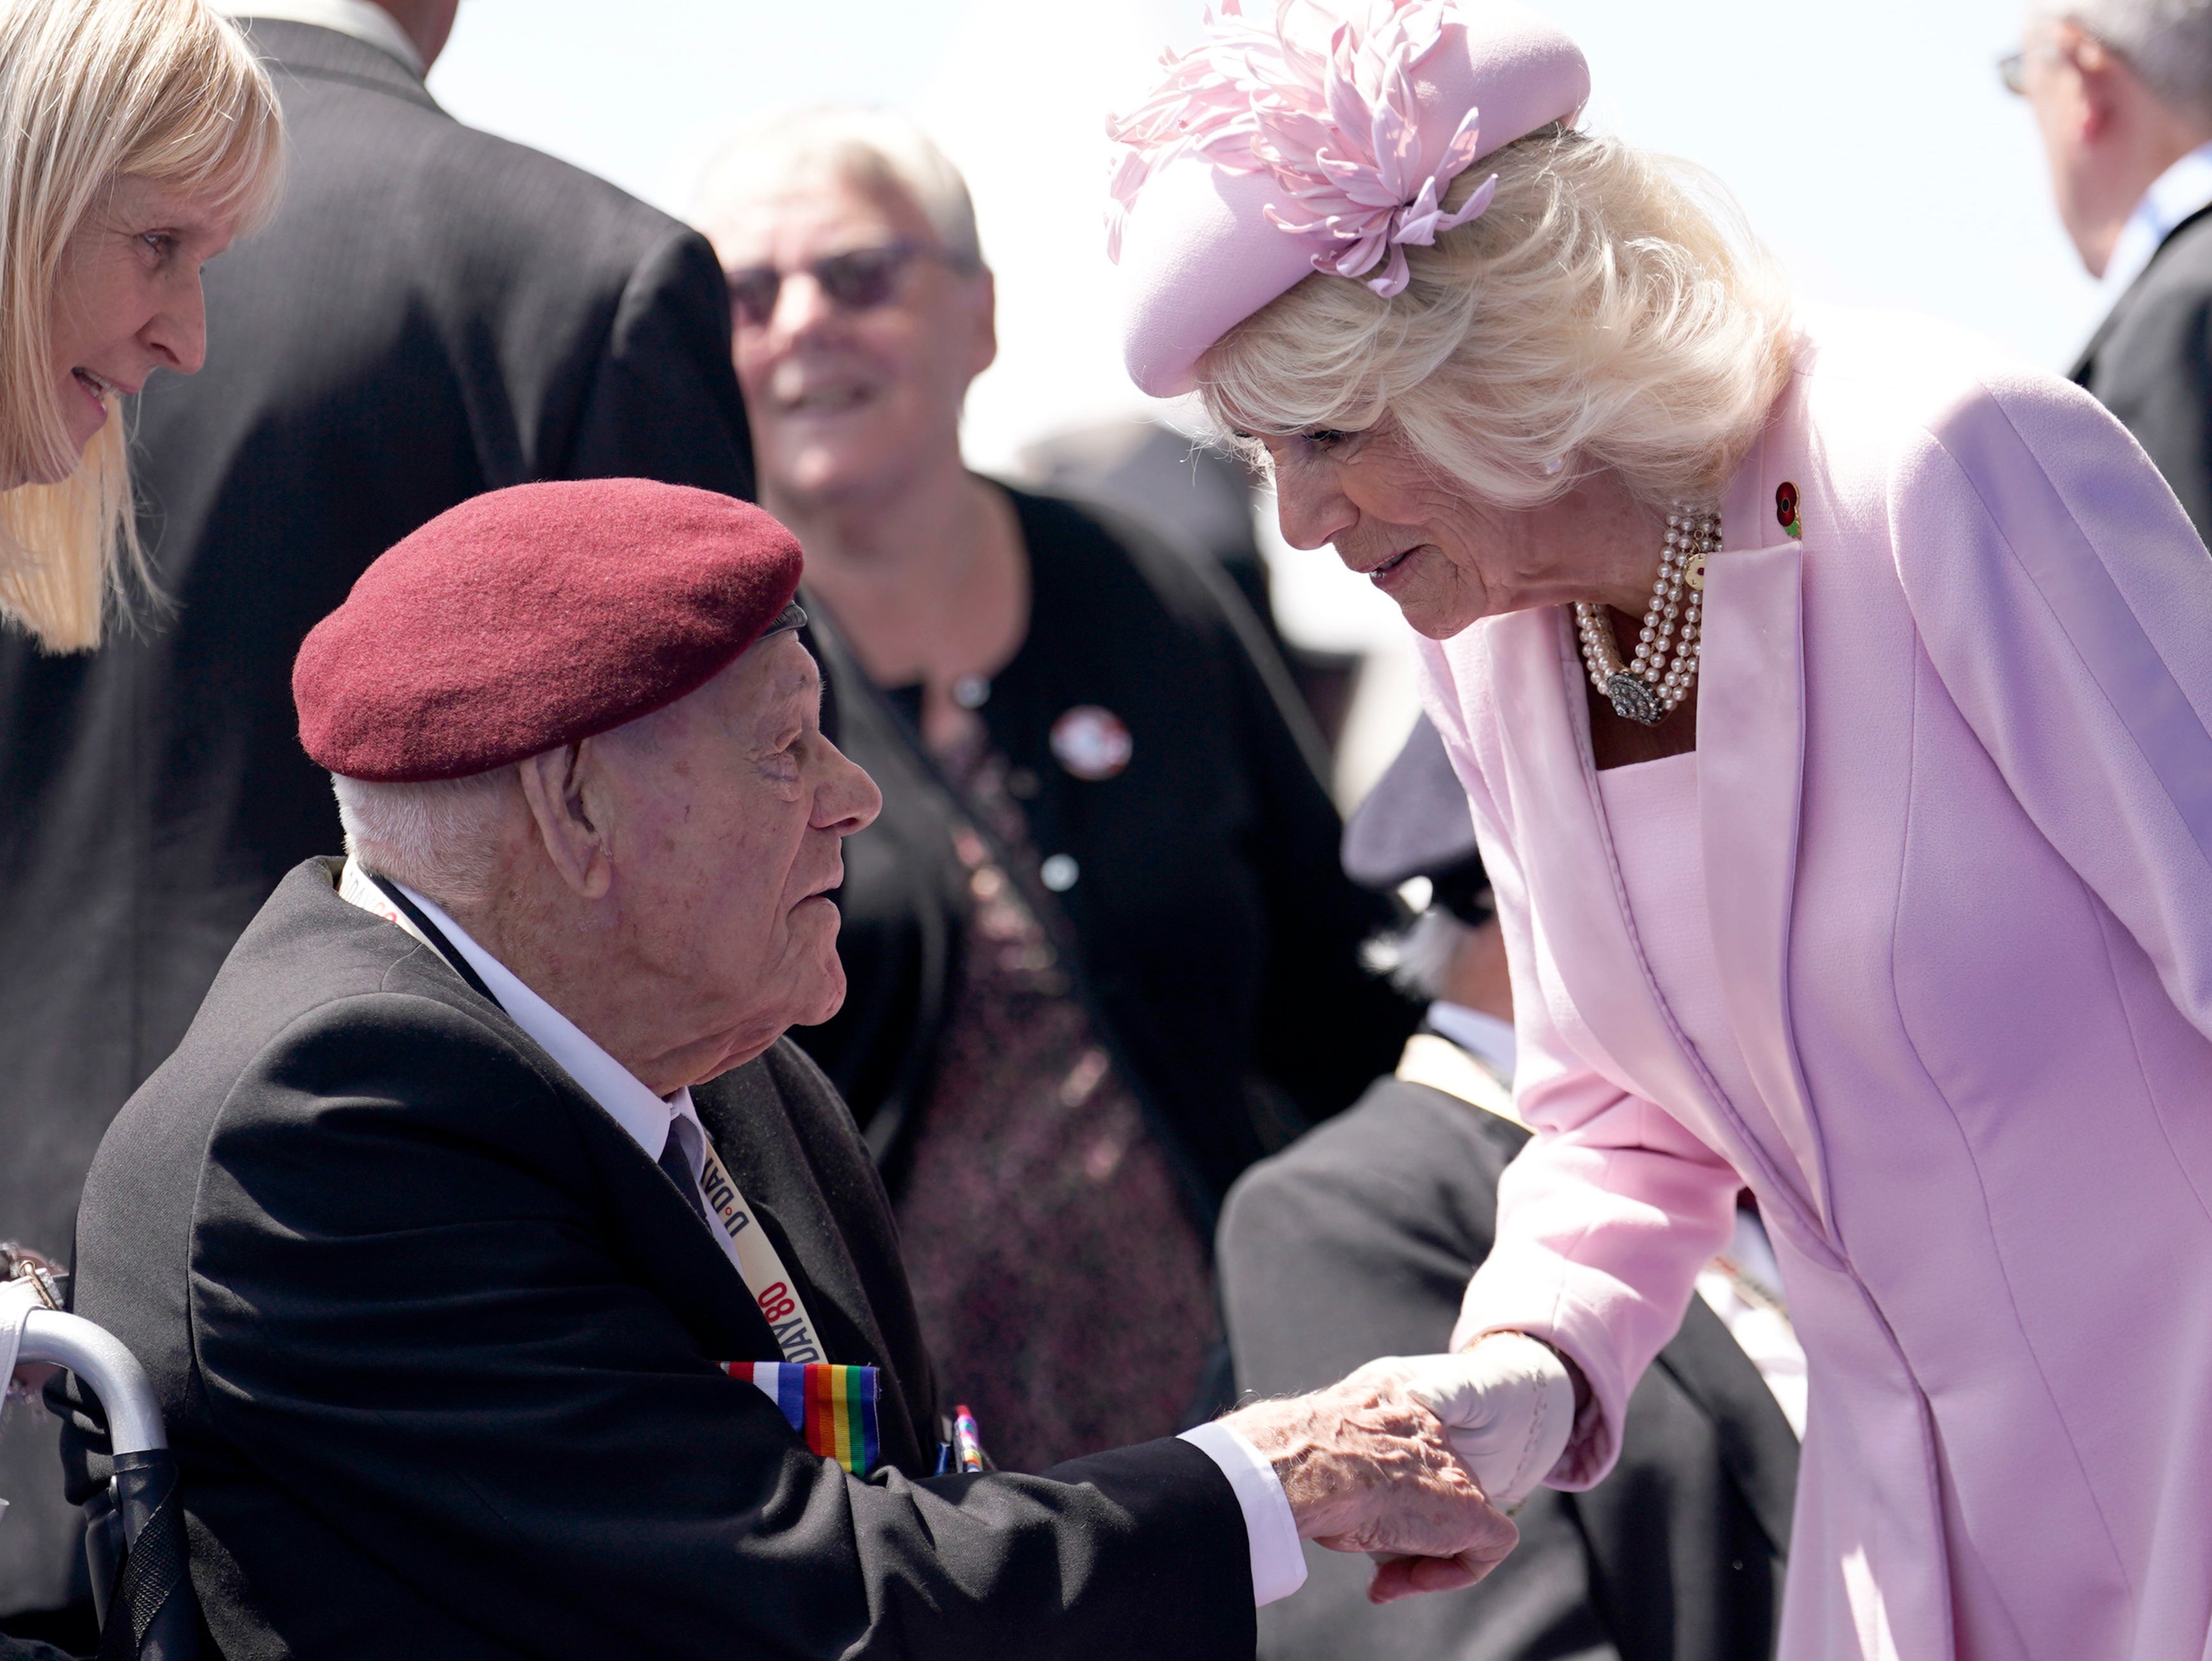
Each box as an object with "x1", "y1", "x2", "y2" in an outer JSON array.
[{"x1": 2014, "y1": 0, "x2": 2212, "y2": 537}]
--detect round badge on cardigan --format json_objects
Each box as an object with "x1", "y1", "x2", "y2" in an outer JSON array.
[{"x1": 1049, "y1": 705, "x2": 1133, "y2": 781}]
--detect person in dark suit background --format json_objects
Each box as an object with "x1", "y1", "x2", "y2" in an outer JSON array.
[
  {"x1": 2007, "y1": 0, "x2": 2212, "y2": 538},
  {"x1": 0, "y1": 0, "x2": 753, "y2": 1630},
  {"x1": 1218, "y1": 715, "x2": 1802, "y2": 1661},
  {"x1": 61, "y1": 481, "x2": 1518, "y2": 1658}
]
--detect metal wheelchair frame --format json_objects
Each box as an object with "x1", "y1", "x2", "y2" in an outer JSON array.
[{"x1": 17, "y1": 1310, "x2": 195, "y2": 1661}]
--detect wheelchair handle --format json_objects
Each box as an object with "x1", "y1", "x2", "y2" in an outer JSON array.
[{"x1": 19, "y1": 1309, "x2": 166, "y2": 1456}]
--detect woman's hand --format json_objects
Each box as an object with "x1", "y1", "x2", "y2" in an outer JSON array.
[{"x1": 1371, "y1": 1334, "x2": 1579, "y2": 1511}]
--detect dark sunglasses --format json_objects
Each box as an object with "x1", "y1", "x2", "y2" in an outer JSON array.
[{"x1": 726, "y1": 239, "x2": 946, "y2": 329}]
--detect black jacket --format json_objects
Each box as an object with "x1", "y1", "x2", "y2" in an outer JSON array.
[
  {"x1": 1220, "y1": 1069, "x2": 1797, "y2": 1661},
  {"x1": 0, "y1": 29, "x2": 755, "y2": 1601},
  {"x1": 797, "y1": 488, "x2": 1416, "y2": 1210},
  {"x1": 2072, "y1": 204, "x2": 2212, "y2": 543},
  {"x1": 0, "y1": 15, "x2": 752, "y2": 1355},
  {"x1": 62, "y1": 860, "x2": 1253, "y2": 1660}
]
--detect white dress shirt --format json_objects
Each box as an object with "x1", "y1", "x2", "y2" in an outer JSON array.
[
  {"x1": 1424, "y1": 1000, "x2": 1518, "y2": 1082},
  {"x1": 367, "y1": 872, "x2": 1307, "y2": 1606},
  {"x1": 2103, "y1": 140, "x2": 2212, "y2": 299},
  {"x1": 220, "y1": 0, "x2": 425, "y2": 76}
]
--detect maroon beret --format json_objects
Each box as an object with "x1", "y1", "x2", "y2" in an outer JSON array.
[{"x1": 294, "y1": 479, "x2": 804, "y2": 782}]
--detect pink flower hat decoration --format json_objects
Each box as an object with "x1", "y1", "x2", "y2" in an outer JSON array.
[{"x1": 1109, "y1": 0, "x2": 1588, "y2": 397}]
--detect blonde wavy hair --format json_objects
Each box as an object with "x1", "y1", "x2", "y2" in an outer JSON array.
[
  {"x1": 1200, "y1": 126, "x2": 1795, "y2": 513},
  {"x1": 0, "y1": 0, "x2": 284, "y2": 653}
]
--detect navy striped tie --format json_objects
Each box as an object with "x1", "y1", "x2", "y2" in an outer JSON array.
[{"x1": 657, "y1": 1127, "x2": 713, "y2": 1228}]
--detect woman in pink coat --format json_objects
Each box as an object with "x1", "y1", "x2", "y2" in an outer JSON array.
[{"x1": 1112, "y1": 3, "x2": 2212, "y2": 1657}]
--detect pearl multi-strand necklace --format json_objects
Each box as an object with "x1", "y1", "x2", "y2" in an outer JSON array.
[{"x1": 1574, "y1": 503, "x2": 1722, "y2": 727}]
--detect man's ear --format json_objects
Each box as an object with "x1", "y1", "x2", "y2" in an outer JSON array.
[
  {"x1": 2071, "y1": 28, "x2": 2119, "y2": 140},
  {"x1": 969, "y1": 266, "x2": 999, "y2": 379},
  {"x1": 515, "y1": 742, "x2": 615, "y2": 900}
]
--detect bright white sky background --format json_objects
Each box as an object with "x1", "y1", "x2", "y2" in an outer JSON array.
[{"x1": 429, "y1": 0, "x2": 2101, "y2": 797}]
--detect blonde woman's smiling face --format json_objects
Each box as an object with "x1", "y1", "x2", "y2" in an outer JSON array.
[
  {"x1": 1255, "y1": 419, "x2": 1667, "y2": 638},
  {"x1": 43, "y1": 176, "x2": 237, "y2": 480}
]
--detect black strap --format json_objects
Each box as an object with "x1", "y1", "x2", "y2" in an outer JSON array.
[
  {"x1": 365, "y1": 872, "x2": 504, "y2": 1010},
  {"x1": 95, "y1": 1455, "x2": 194, "y2": 1660}
]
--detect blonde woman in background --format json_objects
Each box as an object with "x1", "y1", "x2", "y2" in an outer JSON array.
[{"x1": 0, "y1": 0, "x2": 282, "y2": 651}]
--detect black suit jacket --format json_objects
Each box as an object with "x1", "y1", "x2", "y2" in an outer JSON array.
[
  {"x1": 1219, "y1": 1070, "x2": 1797, "y2": 1661},
  {"x1": 0, "y1": 33, "x2": 753, "y2": 1597},
  {"x1": 62, "y1": 860, "x2": 1251, "y2": 1660},
  {"x1": 0, "y1": 17, "x2": 753, "y2": 1290},
  {"x1": 800, "y1": 488, "x2": 1415, "y2": 1210},
  {"x1": 2072, "y1": 205, "x2": 2212, "y2": 543}
]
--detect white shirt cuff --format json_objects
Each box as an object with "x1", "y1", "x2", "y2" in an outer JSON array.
[{"x1": 1178, "y1": 1420, "x2": 1307, "y2": 1606}]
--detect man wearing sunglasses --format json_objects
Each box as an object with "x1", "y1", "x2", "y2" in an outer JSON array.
[{"x1": 2006, "y1": 1, "x2": 2212, "y2": 541}]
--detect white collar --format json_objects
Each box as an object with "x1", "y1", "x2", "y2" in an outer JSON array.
[
  {"x1": 2103, "y1": 139, "x2": 2212, "y2": 299},
  {"x1": 384, "y1": 872, "x2": 692, "y2": 1164},
  {"x1": 1424, "y1": 1000, "x2": 1518, "y2": 1082},
  {"x1": 222, "y1": 0, "x2": 426, "y2": 77}
]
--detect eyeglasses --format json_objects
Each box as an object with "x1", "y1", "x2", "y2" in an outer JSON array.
[
  {"x1": 725, "y1": 239, "x2": 948, "y2": 329},
  {"x1": 1999, "y1": 35, "x2": 2082, "y2": 95}
]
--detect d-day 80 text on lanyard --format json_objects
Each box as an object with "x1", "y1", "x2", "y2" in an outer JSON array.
[{"x1": 691, "y1": 1134, "x2": 825, "y2": 1365}]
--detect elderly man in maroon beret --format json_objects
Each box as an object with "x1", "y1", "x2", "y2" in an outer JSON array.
[{"x1": 55, "y1": 479, "x2": 1520, "y2": 1660}]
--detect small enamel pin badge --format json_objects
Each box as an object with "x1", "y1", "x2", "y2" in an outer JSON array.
[
  {"x1": 1777, "y1": 481, "x2": 1804, "y2": 539},
  {"x1": 1049, "y1": 705, "x2": 1133, "y2": 782}
]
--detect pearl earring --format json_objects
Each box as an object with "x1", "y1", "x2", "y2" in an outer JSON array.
[{"x1": 1542, "y1": 456, "x2": 1565, "y2": 477}]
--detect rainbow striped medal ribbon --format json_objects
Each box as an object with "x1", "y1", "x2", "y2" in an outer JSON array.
[
  {"x1": 731, "y1": 1362, "x2": 882, "y2": 1477},
  {"x1": 337, "y1": 860, "x2": 879, "y2": 1472},
  {"x1": 682, "y1": 1131, "x2": 882, "y2": 1472}
]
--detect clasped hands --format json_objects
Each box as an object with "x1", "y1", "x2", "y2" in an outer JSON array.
[{"x1": 1219, "y1": 1333, "x2": 1577, "y2": 1604}]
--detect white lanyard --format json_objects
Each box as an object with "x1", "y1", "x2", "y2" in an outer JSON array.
[
  {"x1": 339, "y1": 856, "x2": 433, "y2": 944},
  {"x1": 685, "y1": 1129, "x2": 825, "y2": 1364},
  {"x1": 336, "y1": 860, "x2": 826, "y2": 1363}
]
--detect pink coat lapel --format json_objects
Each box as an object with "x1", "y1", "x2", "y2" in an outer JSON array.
[
  {"x1": 1701, "y1": 428, "x2": 1830, "y2": 1230},
  {"x1": 1485, "y1": 603, "x2": 1697, "y2": 1115},
  {"x1": 1483, "y1": 421, "x2": 1838, "y2": 1256},
  {"x1": 1485, "y1": 608, "x2": 1800, "y2": 1220}
]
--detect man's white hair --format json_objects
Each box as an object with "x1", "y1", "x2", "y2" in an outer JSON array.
[
  {"x1": 692, "y1": 105, "x2": 985, "y2": 270},
  {"x1": 2046, "y1": 0, "x2": 2212, "y2": 122},
  {"x1": 331, "y1": 771, "x2": 516, "y2": 910}
]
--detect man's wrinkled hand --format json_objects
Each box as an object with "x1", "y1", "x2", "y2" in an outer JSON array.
[{"x1": 1219, "y1": 1366, "x2": 1520, "y2": 1604}]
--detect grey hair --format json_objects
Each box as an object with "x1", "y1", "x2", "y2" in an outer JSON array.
[
  {"x1": 330, "y1": 770, "x2": 516, "y2": 910},
  {"x1": 1361, "y1": 907, "x2": 1474, "y2": 1003},
  {"x1": 2046, "y1": 0, "x2": 2212, "y2": 121},
  {"x1": 692, "y1": 105, "x2": 984, "y2": 269}
]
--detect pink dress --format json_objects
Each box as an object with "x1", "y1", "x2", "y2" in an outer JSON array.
[{"x1": 1426, "y1": 307, "x2": 2212, "y2": 1660}]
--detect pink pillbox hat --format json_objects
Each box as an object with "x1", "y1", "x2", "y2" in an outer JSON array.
[{"x1": 1109, "y1": 0, "x2": 1589, "y2": 398}]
